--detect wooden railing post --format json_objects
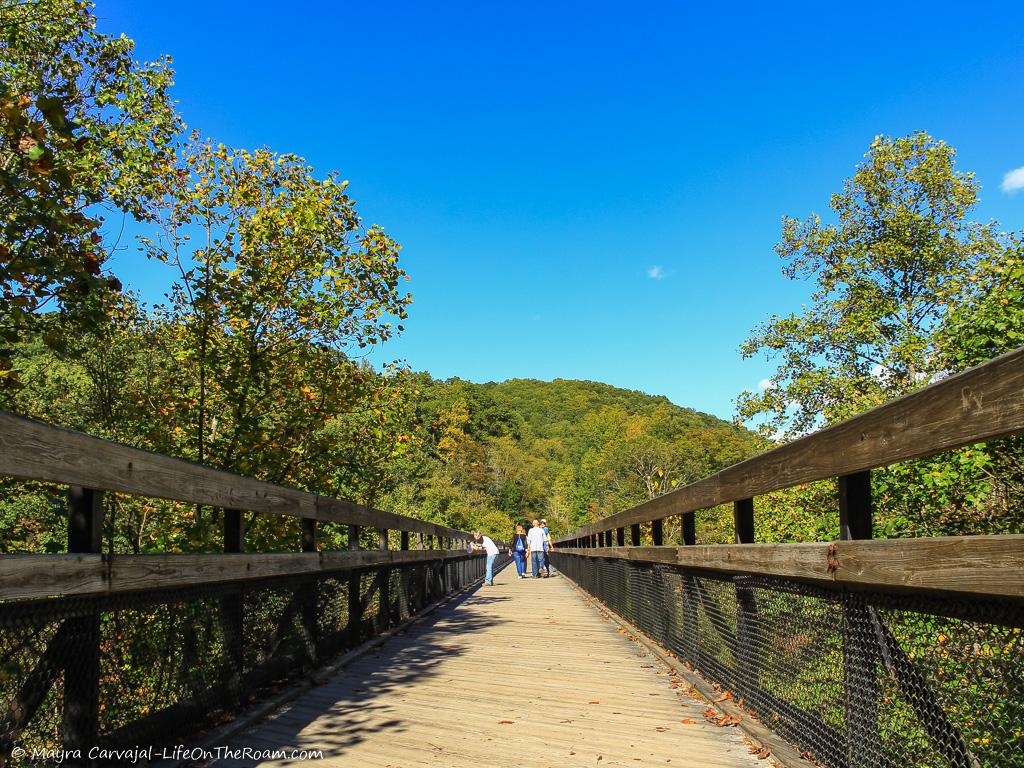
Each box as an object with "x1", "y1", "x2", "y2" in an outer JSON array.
[
  {"x1": 651, "y1": 518, "x2": 664, "y2": 546},
  {"x1": 733, "y1": 499, "x2": 754, "y2": 544},
  {"x1": 682, "y1": 512, "x2": 695, "y2": 545},
  {"x1": 378, "y1": 528, "x2": 391, "y2": 630},
  {"x1": 839, "y1": 471, "x2": 873, "y2": 541},
  {"x1": 399, "y1": 531, "x2": 410, "y2": 619},
  {"x1": 680, "y1": 511, "x2": 699, "y2": 662},
  {"x1": 220, "y1": 508, "x2": 245, "y2": 704},
  {"x1": 839, "y1": 471, "x2": 878, "y2": 766},
  {"x1": 732, "y1": 498, "x2": 760, "y2": 708},
  {"x1": 63, "y1": 487, "x2": 103, "y2": 755},
  {"x1": 300, "y1": 518, "x2": 318, "y2": 665},
  {"x1": 347, "y1": 525, "x2": 362, "y2": 643}
]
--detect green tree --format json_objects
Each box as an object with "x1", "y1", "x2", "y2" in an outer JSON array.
[
  {"x1": 941, "y1": 234, "x2": 1024, "y2": 369},
  {"x1": 738, "y1": 132, "x2": 1001, "y2": 439},
  {"x1": 738, "y1": 132, "x2": 1023, "y2": 538},
  {"x1": 0, "y1": 0, "x2": 179, "y2": 374},
  {"x1": 143, "y1": 139, "x2": 411, "y2": 487}
]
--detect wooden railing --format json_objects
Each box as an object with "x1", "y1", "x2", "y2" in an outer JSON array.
[
  {"x1": 550, "y1": 347, "x2": 1024, "y2": 768},
  {"x1": 0, "y1": 410, "x2": 478, "y2": 601},
  {"x1": 0, "y1": 412, "x2": 497, "y2": 760},
  {"x1": 554, "y1": 346, "x2": 1024, "y2": 599}
]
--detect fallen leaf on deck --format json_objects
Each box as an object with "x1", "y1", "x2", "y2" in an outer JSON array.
[
  {"x1": 588, "y1": 700, "x2": 600, "y2": 704},
  {"x1": 498, "y1": 720, "x2": 514, "y2": 724},
  {"x1": 680, "y1": 718, "x2": 696, "y2": 725},
  {"x1": 714, "y1": 692, "x2": 734, "y2": 703}
]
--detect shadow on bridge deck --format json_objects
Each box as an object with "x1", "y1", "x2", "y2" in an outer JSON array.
[{"x1": 211, "y1": 568, "x2": 762, "y2": 768}]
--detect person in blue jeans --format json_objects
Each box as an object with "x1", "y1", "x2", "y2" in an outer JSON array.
[
  {"x1": 508, "y1": 524, "x2": 528, "y2": 578},
  {"x1": 472, "y1": 531, "x2": 500, "y2": 585},
  {"x1": 526, "y1": 519, "x2": 547, "y2": 578},
  {"x1": 541, "y1": 518, "x2": 552, "y2": 577}
]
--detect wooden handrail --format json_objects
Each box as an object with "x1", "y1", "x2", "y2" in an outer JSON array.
[
  {"x1": 556, "y1": 345, "x2": 1024, "y2": 542},
  {"x1": 0, "y1": 409, "x2": 469, "y2": 541},
  {"x1": 0, "y1": 549, "x2": 485, "y2": 602},
  {"x1": 553, "y1": 534, "x2": 1024, "y2": 599}
]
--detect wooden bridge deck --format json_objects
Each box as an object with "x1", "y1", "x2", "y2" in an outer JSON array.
[{"x1": 212, "y1": 567, "x2": 763, "y2": 768}]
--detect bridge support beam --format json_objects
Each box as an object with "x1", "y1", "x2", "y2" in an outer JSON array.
[
  {"x1": 732, "y1": 498, "x2": 761, "y2": 710},
  {"x1": 378, "y1": 529, "x2": 391, "y2": 631},
  {"x1": 651, "y1": 518, "x2": 664, "y2": 546},
  {"x1": 399, "y1": 531, "x2": 411, "y2": 618},
  {"x1": 301, "y1": 519, "x2": 319, "y2": 665},
  {"x1": 839, "y1": 471, "x2": 879, "y2": 767},
  {"x1": 682, "y1": 512, "x2": 695, "y2": 545},
  {"x1": 63, "y1": 487, "x2": 103, "y2": 758},
  {"x1": 347, "y1": 525, "x2": 362, "y2": 643},
  {"x1": 219, "y1": 507, "x2": 245, "y2": 710}
]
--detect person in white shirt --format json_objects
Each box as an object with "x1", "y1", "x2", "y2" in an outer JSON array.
[
  {"x1": 472, "y1": 531, "x2": 500, "y2": 585},
  {"x1": 525, "y1": 519, "x2": 547, "y2": 578},
  {"x1": 541, "y1": 517, "x2": 552, "y2": 577}
]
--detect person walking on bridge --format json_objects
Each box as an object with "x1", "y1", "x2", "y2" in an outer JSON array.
[
  {"x1": 526, "y1": 519, "x2": 547, "y2": 578},
  {"x1": 509, "y1": 524, "x2": 528, "y2": 578},
  {"x1": 472, "y1": 531, "x2": 500, "y2": 586},
  {"x1": 541, "y1": 518, "x2": 552, "y2": 577}
]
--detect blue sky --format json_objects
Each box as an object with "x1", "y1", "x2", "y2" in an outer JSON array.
[{"x1": 96, "y1": 0, "x2": 1024, "y2": 421}]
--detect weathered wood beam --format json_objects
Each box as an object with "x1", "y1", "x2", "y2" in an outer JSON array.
[
  {"x1": 554, "y1": 534, "x2": 1024, "y2": 599},
  {"x1": 0, "y1": 410, "x2": 470, "y2": 541},
  {"x1": 0, "y1": 549, "x2": 481, "y2": 601}
]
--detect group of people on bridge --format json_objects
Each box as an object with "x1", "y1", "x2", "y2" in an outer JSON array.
[{"x1": 471, "y1": 518, "x2": 552, "y2": 585}]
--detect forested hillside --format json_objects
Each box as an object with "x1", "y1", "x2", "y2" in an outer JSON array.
[{"x1": 378, "y1": 376, "x2": 761, "y2": 538}]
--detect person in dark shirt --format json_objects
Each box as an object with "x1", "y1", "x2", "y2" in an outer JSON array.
[
  {"x1": 541, "y1": 518, "x2": 552, "y2": 577},
  {"x1": 508, "y1": 524, "x2": 528, "y2": 579}
]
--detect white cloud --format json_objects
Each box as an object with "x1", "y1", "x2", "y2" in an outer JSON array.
[
  {"x1": 1002, "y1": 166, "x2": 1024, "y2": 193},
  {"x1": 647, "y1": 265, "x2": 664, "y2": 280},
  {"x1": 757, "y1": 378, "x2": 773, "y2": 391}
]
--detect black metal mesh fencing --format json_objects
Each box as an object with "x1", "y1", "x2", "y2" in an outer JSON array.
[
  {"x1": 0, "y1": 553, "x2": 502, "y2": 765},
  {"x1": 551, "y1": 553, "x2": 1024, "y2": 768}
]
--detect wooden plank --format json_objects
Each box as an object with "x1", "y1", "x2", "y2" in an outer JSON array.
[
  {"x1": 555, "y1": 534, "x2": 1024, "y2": 598},
  {"x1": 833, "y1": 534, "x2": 1024, "y2": 598},
  {"x1": 0, "y1": 554, "x2": 105, "y2": 601},
  {"x1": 557, "y1": 544, "x2": 830, "y2": 582},
  {"x1": 108, "y1": 553, "x2": 321, "y2": 591},
  {"x1": 0, "y1": 409, "x2": 468, "y2": 541},
  {"x1": 559, "y1": 346, "x2": 1024, "y2": 540},
  {"x1": 213, "y1": 573, "x2": 763, "y2": 768},
  {"x1": 0, "y1": 550, "x2": 483, "y2": 600}
]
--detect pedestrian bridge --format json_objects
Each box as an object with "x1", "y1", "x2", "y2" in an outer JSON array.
[
  {"x1": 1, "y1": 347, "x2": 1023, "y2": 767},
  {"x1": 211, "y1": 573, "x2": 761, "y2": 768}
]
